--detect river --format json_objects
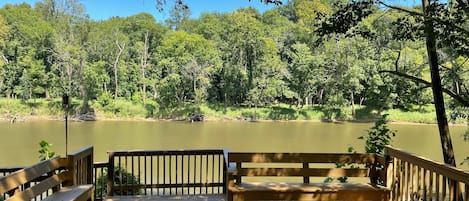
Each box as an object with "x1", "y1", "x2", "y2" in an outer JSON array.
[{"x1": 0, "y1": 121, "x2": 468, "y2": 170}]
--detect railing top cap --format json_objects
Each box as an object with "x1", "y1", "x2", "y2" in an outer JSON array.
[{"x1": 108, "y1": 148, "x2": 226, "y2": 154}]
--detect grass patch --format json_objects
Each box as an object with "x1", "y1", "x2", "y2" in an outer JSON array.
[{"x1": 0, "y1": 98, "x2": 450, "y2": 124}]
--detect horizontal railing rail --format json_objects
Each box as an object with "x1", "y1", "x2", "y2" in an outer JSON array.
[
  {"x1": 386, "y1": 146, "x2": 469, "y2": 201},
  {"x1": 107, "y1": 149, "x2": 228, "y2": 197}
]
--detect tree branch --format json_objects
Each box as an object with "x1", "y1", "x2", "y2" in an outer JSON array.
[
  {"x1": 379, "y1": 70, "x2": 469, "y2": 107},
  {"x1": 377, "y1": 0, "x2": 469, "y2": 37},
  {"x1": 1, "y1": 54, "x2": 8, "y2": 64}
]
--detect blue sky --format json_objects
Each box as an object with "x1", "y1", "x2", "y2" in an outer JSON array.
[{"x1": 0, "y1": 0, "x2": 282, "y2": 21}]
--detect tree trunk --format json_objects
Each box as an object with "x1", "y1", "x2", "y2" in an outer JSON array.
[
  {"x1": 350, "y1": 92, "x2": 355, "y2": 116},
  {"x1": 421, "y1": 0, "x2": 456, "y2": 167},
  {"x1": 141, "y1": 31, "x2": 149, "y2": 105},
  {"x1": 318, "y1": 89, "x2": 324, "y2": 105},
  {"x1": 113, "y1": 40, "x2": 125, "y2": 103}
]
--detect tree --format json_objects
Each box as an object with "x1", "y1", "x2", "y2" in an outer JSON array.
[
  {"x1": 112, "y1": 30, "x2": 126, "y2": 103},
  {"x1": 0, "y1": 3, "x2": 53, "y2": 99},
  {"x1": 156, "y1": 31, "x2": 221, "y2": 106},
  {"x1": 248, "y1": 37, "x2": 288, "y2": 112},
  {"x1": 0, "y1": 15, "x2": 8, "y2": 65},
  {"x1": 165, "y1": 3, "x2": 191, "y2": 31},
  {"x1": 421, "y1": 0, "x2": 457, "y2": 167},
  {"x1": 287, "y1": 42, "x2": 315, "y2": 108}
]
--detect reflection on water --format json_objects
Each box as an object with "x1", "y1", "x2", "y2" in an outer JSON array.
[{"x1": 0, "y1": 121, "x2": 467, "y2": 170}]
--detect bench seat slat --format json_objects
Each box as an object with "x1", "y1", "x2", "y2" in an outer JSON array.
[
  {"x1": 229, "y1": 182, "x2": 389, "y2": 192},
  {"x1": 42, "y1": 185, "x2": 93, "y2": 201},
  {"x1": 229, "y1": 183, "x2": 390, "y2": 201},
  {"x1": 236, "y1": 168, "x2": 370, "y2": 177}
]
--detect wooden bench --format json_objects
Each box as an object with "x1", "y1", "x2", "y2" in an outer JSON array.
[
  {"x1": 227, "y1": 152, "x2": 391, "y2": 201},
  {"x1": 0, "y1": 146, "x2": 94, "y2": 201}
]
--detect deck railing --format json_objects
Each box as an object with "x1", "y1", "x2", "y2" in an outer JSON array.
[
  {"x1": 106, "y1": 149, "x2": 227, "y2": 197},
  {"x1": 386, "y1": 146, "x2": 469, "y2": 201},
  {"x1": 93, "y1": 161, "x2": 108, "y2": 200},
  {"x1": 2, "y1": 146, "x2": 468, "y2": 201},
  {"x1": 66, "y1": 146, "x2": 94, "y2": 186},
  {"x1": 0, "y1": 146, "x2": 94, "y2": 201}
]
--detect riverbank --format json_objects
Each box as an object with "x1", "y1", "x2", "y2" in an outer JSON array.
[{"x1": 0, "y1": 98, "x2": 467, "y2": 125}]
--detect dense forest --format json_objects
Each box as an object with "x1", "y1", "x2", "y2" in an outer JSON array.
[{"x1": 0, "y1": 0, "x2": 467, "y2": 121}]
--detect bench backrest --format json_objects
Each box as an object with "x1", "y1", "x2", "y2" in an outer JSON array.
[
  {"x1": 0, "y1": 146, "x2": 93, "y2": 201},
  {"x1": 228, "y1": 152, "x2": 388, "y2": 185},
  {"x1": 0, "y1": 156, "x2": 68, "y2": 200}
]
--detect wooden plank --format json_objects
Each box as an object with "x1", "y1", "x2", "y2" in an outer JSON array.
[
  {"x1": 236, "y1": 168, "x2": 370, "y2": 177},
  {"x1": 111, "y1": 149, "x2": 225, "y2": 157},
  {"x1": 0, "y1": 157, "x2": 64, "y2": 194},
  {"x1": 428, "y1": 171, "x2": 434, "y2": 201},
  {"x1": 386, "y1": 146, "x2": 469, "y2": 184},
  {"x1": 464, "y1": 184, "x2": 468, "y2": 201},
  {"x1": 404, "y1": 161, "x2": 410, "y2": 201},
  {"x1": 229, "y1": 183, "x2": 390, "y2": 201},
  {"x1": 6, "y1": 171, "x2": 67, "y2": 201},
  {"x1": 395, "y1": 159, "x2": 401, "y2": 201},
  {"x1": 436, "y1": 174, "x2": 440, "y2": 201},
  {"x1": 229, "y1": 153, "x2": 376, "y2": 164},
  {"x1": 442, "y1": 176, "x2": 447, "y2": 201},
  {"x1": 232, "y1": 190, "x2": 389, "y2": 201},
  {"x1": 68, "y1": 146, "x2": 93, "y2": 162},
  {"x1": 228, "y1": 182, "x2": 390, "y2": 192},
  {"x1": 423, "y1": 169, "x2": 427, "y2": 199},
  {"x1": 42, "y1": 185, "x2": 93, "y2": 201}
]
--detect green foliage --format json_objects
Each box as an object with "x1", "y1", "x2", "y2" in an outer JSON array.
[
  {"x1": 38, "y1": 140, "x2": 56, "y2": 161},
  {"x1": 0, "y1": 0, "x2": 467, "y2": 125},
  {"x1": 97, "y1": 92, "x2": 113, "y2": 107},
  {"x1": 324, "y1": 146, "x2": 358, "y2": 183},
  {"x1": 358, "y1": 114, "x2": 396, "y2": 154},
  {"x1": 95, "y1": 166, "x2": 142, "y2": 197}
]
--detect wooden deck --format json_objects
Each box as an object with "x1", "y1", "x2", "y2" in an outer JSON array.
[
  {"x1": 2, "y1": 146, "x2": 469, "y2": 201},
  {"x1": 106, "y1": 195, "x2": 226, "y2": 201}
]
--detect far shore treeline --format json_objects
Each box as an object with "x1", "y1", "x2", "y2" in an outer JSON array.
[{"x1": 0, "y1": 0, "x2": 467, "y2": 123}]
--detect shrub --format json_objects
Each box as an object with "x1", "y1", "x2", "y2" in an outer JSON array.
[
  {"x1": 95, "y1": 166, "x2": 142, "y2": 197},
  {"x1": 358, "y1": 114, "x2": 397, "y2": 154},
  {"x1": 38, "y1": 140, "x2": 56, "y2": 161}
]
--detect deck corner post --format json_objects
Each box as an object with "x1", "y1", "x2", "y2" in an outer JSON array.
[
  {"x1": 66, "y1": 154, "x2": 76, "y2": 186},
  {"x1": 107, "y1": 152, "x2": 115, "y2": 197},
  {"x1": 87, "y1": 146, "x2": 94, "y2": 185}
]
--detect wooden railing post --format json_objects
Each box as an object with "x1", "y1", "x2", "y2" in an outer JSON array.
[
  {"x1": 223, "y1": 149, "x2": 229, "y2": 195},
  {"x1": 66, "y1": 154, "x2": 76, "y2": 187},
  {"x1": 87, "y1": 147, "x2": 94, "y2": 185},
  {"x1": 107, "y1": 152, "x2": 115, "y2": 197}
]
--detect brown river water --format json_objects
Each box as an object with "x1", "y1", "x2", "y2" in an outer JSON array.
[{"x1": 0, "y1": 121, "x2": 467, "y2": 170}]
